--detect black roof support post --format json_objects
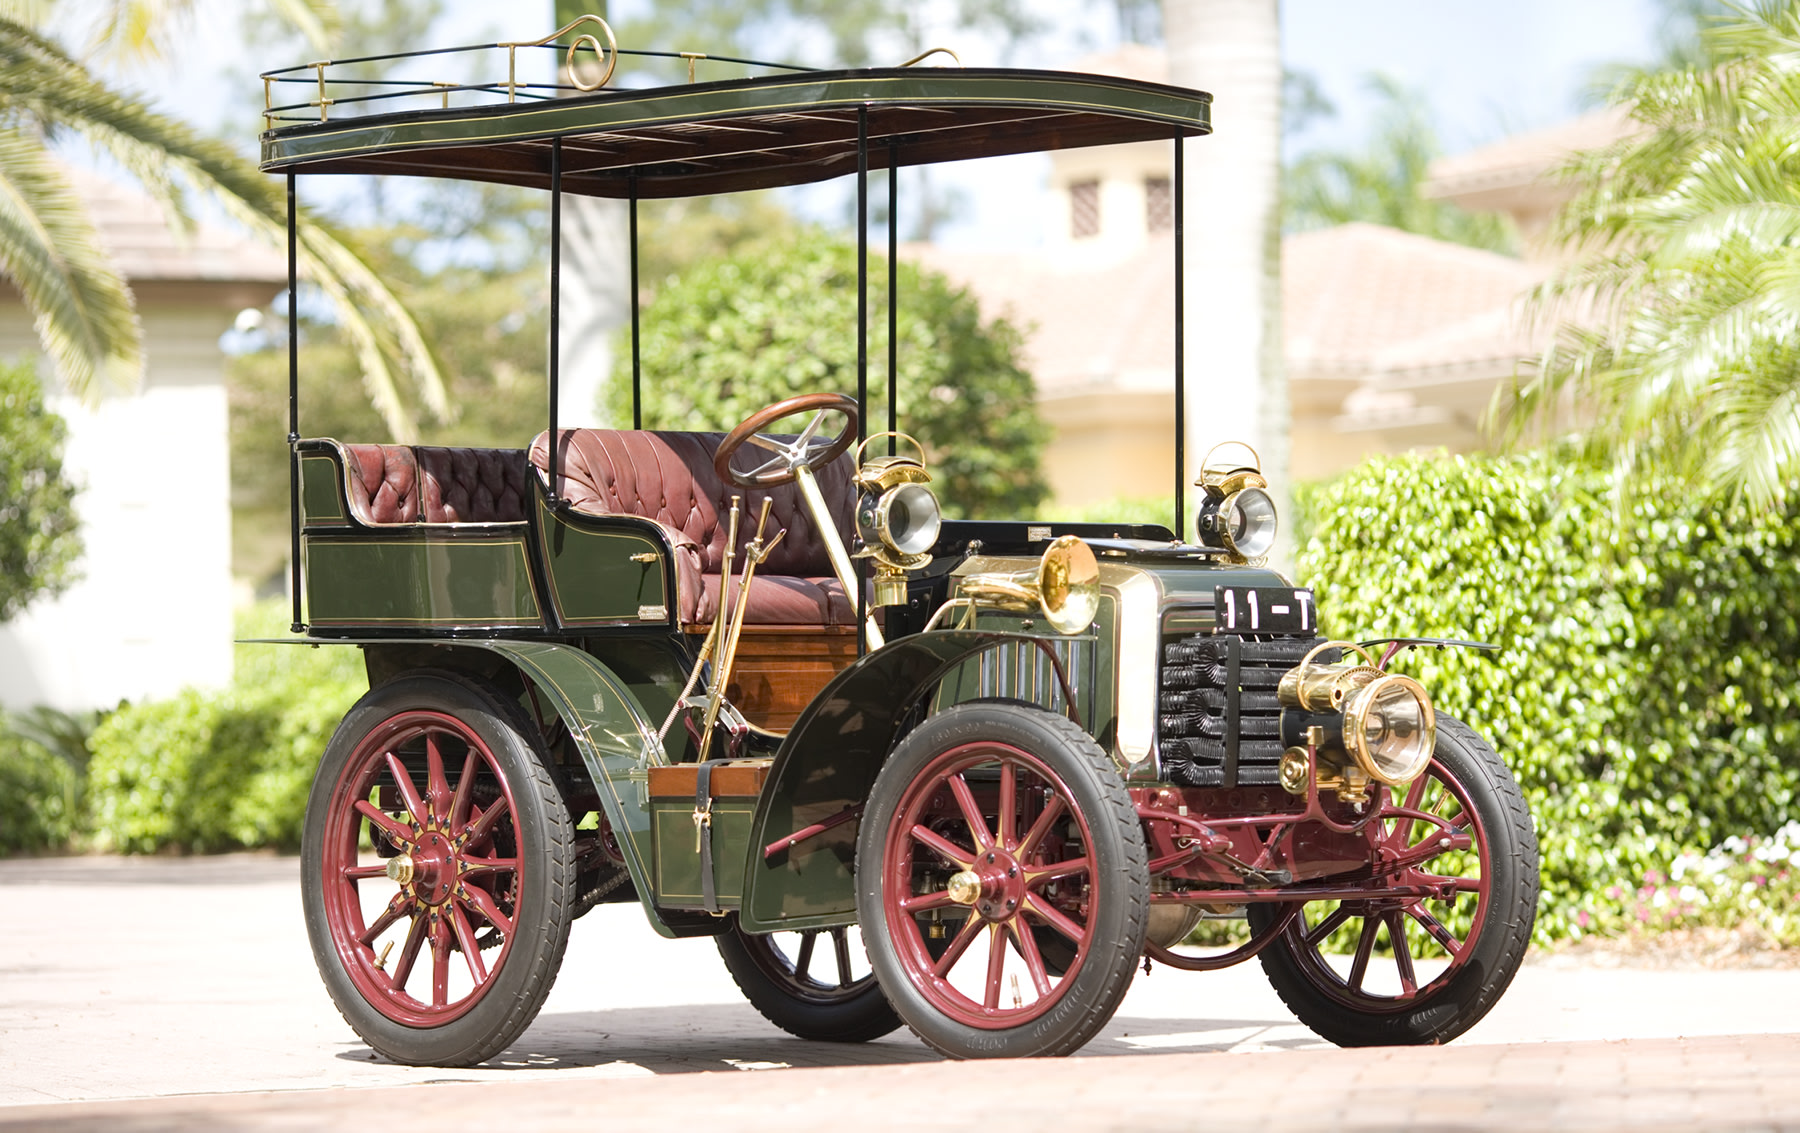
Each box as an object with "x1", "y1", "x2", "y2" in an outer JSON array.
[
  {"x1": 856, "y1": 106, "x2": 869, "y2": 655},
  {"x1": 1173, "y1": 132, "x2": 1186, "y2": 542},
  {"x1": 630, "y1": 168, "x2": 642, "y2": 430},
  {"x1": 287, "y1": 172, "x2": 303, "y2": 633},
  {"x1": 548, "y1": 137, "x2": 563, "y2": 505},
  {"x1": 887, "y1": 138, "x2": 898, "y2": 455}
]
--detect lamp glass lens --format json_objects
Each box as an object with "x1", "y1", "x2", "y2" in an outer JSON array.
[
  {"x1": 1351, "y1": 677, "x2": 1434, "y2": 783},
  {"x1": 1227, "y1": 488, "x2": 1278, "y2": 559},
  {"x1": 882, "y1": 483, "x2": 942, "y2": 555}
]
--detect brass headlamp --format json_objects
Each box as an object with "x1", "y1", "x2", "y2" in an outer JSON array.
[
  {"x1": 1277, "y1": 640, "x2": 1436, "y2": 794},
  {"x1": 1194, "y1": 441, "x2": 1277, "y2": 563},
  {"x1": 852, "y1": 433, "x2": 942, "y2": 606}
]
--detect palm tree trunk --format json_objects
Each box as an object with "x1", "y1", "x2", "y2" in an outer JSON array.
[
  {"x1": 555, "y1": 0, "x2": 628, "y2": 426},
  {"x1": 1164, "y1": 0, "x2": 1287, "y2": 552}
]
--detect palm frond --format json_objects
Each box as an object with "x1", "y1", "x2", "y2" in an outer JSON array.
[
  {"x1": 0, "y1": 16, "x2": 444, "y2": 438},
  {"x1": 82, "y1": 0, "x2": 337, "y2": 61},
  {"x1": 1502, "y1": 0, "x2": 1800, "y2": 506},
  {"x1": 0, "y1": 126, "x2": 140, "y2": 400}
]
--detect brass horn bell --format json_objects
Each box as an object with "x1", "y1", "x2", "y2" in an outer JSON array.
[{"x1": 957, "y1": 535, "x2": 1100, "y2": 635}]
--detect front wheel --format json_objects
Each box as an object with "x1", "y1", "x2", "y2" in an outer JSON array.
[
  {"x1": 855, "y1": 702, "x2": 1149, "y2": 1059},
  {"x1": 301, "y1": 673, "x2": 575, "y2": 1066},
  {"x1": 716, "y1": 920, "x2": 901, "y2": 1042},
  {"x1": 1251, "y1": 715, "x2": 1538, "y2": 1047}
]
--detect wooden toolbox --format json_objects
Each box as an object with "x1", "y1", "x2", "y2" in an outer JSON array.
[{"x1": 646, "y1": 759, "x2": 771, "y2": 910}]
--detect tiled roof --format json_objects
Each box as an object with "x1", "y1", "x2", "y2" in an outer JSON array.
[
  {"x1": 1423, "y1": 107, "x2": 1635, "y2": 203},
  {"x1": 65, "y1": 166, "x2": 287, "y2": 285},
  {"x1": 1368, "y1": 302, "x2": 1540, "y2": 382},
  {"x1": 903, "y1": 237, "x2": 1176, "y2": 397},
  {"x1": 907, "y1": 223, "x2": 1545, "y2": 393},
  {"x1": 1283, "y1": 223, "x2": 1542, "y2": 376}
]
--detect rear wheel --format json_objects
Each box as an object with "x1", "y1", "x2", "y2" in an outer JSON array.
[
  {"x1": 1251, "y1": 715, "x2": 1537, "y2": 1046},
  {"x1": 716, "y1": 921, "x2": 901, "y2": 1042},
  {"x1": 855, "y1": 702, "x2": 1148, "y2": 1059},
  {"x1": 301, "y1": 672, "x2": 575, "y2": 1066}
]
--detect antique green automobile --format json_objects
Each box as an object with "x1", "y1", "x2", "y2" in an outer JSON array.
[{"x1": 260, "y1": 17, "x2": 1539, "y2": 1066}]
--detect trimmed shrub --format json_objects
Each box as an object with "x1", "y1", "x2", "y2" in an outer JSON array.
[
  {"x1": 83, "y1": 602, "x2": 365, "y2": 854},
  {"x1": 1296, "y1": 451, "x2": 1800, "y2": 941},
  {"x1": 0, "y1": 730, "x2": 79, "y2": 854}
]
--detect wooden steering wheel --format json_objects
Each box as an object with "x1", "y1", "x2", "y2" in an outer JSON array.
[{"x1": 713, "y1": 393, "x2": 860, "y2": 488}]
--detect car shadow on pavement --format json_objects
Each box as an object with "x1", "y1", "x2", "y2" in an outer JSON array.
[{"x1": 332, "y1": 1004, "x2": 1321, "y2": 1076}]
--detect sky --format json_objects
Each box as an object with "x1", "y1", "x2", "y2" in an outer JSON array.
[{"x1": 79, "y1": 0, "x2": 1669, "y2": 252}]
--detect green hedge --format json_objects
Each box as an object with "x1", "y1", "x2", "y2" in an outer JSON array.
[
  {"x1": 1296, "y1": 451, "x2": 1800, "y2": 941},
  {"x1": 83, "y1": 603, "x2": 365, "y2": 854},
  {"x1": 0, "y1": 730, "x2": 79, "y2": 854}
]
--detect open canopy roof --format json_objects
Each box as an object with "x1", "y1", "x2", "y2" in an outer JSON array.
[{"x1": 259, "y1": 66, "x2": 1212, "y2": 199}]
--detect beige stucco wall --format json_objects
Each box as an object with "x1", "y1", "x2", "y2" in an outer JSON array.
[
  {"x1": 0, "y1": 301, "x2": 239, "y2": 712},
  {"x1": 1039, "y1": 388, "x2": 1179, "y2": 507}
]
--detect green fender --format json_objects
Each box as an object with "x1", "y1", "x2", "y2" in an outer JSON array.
[
  {"x1": 297, "y1": 637, "x2": 693, "y2": 938},
  {"x1": 461, "y1": 640, "x2": 689, "y2": 934},
  {"x1": 739, "y1": 630, "x2": 1074, "y2": 933}
]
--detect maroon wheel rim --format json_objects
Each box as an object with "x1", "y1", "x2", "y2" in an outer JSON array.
[
  {"x1": 319, "y1": 711, "x2": 524, "y2": 1027},
  {"x1": 741, "y1": 926, "x2": 879, "y2": 1005},
  {"x1": 1281, "y1": 756, "x2": 1491, "y2": 1012},
  {"x1": 881, "y1": 742, "x2": 1099, "y2": 1030}
]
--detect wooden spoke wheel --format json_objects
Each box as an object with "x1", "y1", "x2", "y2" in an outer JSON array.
[
  {"x1": 855, "y1": 702, "x2": 1148, "y2": 1059},
  {"x1": 301, "y1": 673, "x2": 575, "y2": 1067},
  {"x1": 1250, "y1": 715, "x2": 1539, "y2": 1047},
  {"x1": 716, "y1": 920, "x2": 901, "y2": 1042}
]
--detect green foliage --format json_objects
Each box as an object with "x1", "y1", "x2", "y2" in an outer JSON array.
[
  {"x1": 0, "y1": 727, "x2": 80, "y2": 854},
  {"x1": 230, "y1": 188, "x2": 552, "y2": 585},
  {"x1": 1299, "y1": 450, "x2": 1800, "y2": 942},
  {"x1": 1046, "y1": 494, "x2": 1179, "y2": 531},
  {"x1": 83, "y1": 601, "x2": 365, "y2": 854},
  {"x1": 1584, "y1": 826, "x2": 1800, "y2": 944},
  {"x1": 0, "y1": 357, "x2": 81, "y2": 621},
  {"x1": 0, "y1": 17, "x2": 443, "y2": 425},
  {"x1": 1506, "y1": 1, "x2": 1800, "y2": 507},
  {"x1": 613, "y1": 237, "x2": 1050, "y2": 519},
  {"x1": 613, "y1": 0, "x2": 1045, "y2": 73},
  {"x1": 1283, "y1": 74, "x2": 1516, "y2": 253}
]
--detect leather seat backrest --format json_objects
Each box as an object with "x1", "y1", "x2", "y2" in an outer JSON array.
[
  {"x1": 530, "y1": 429, "x2": 856, "y2": 578},
  {"x1": 343, "y1": 444, "x2": 420, "y2": 525},
  {"x1": 417, "y1": 447, "x2": 531, "y2": 524}
]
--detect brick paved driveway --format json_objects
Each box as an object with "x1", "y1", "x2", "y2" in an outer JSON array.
[{"x1": 3, "y1": 854, "x2": 1797, "y2": 1130}]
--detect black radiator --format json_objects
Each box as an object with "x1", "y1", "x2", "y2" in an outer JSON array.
[{"x1": 1159, "y1": 633, "x2": 1327, "y2": 787}]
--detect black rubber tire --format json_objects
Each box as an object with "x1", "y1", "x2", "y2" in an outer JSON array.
[
  {"x1": 301, "y1": 672, "x2": 575, "y2": 1067},
  {"x1": 716, "y1": 920, "x2": 902, "y2": 1042},
  {"x1": 855, "y1": 701, "x2": 1149, "y2": 1059},
  {"x1": 1251, "y1": 715, "x2": 1538, "y2": 1047}
]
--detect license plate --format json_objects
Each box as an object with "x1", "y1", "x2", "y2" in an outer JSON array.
[{"x1": 1214, "y1": 586, "x2": 1315, "y2": 635}]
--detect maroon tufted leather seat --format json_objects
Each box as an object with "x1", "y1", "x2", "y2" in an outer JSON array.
[
  {"x1": 417, "y1": 447, "x2": 531, "y2": 524},
  {"x1": 341, "y1": 443, "x2": 531, "y2": 526},
  {"x1": 343, "y1": 444, "x2": 421, "y2": 525},
  {"x1": 529, "y1": 429, "x2": 860, "y2": 627}
]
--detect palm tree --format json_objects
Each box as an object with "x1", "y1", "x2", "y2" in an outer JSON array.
[
  {"x1": 0, "y1": 14, "x2": 447, "y2": 439},
  {"x1": 1164, "y1": 0, "x2": 1286, "y2": 543},
  {"x1": 1283, "y1": 74, "x2": 1515, "y2": 254},
  {"x1": 1499, "y1": 0, "x2": 1800, "y2": 506}
]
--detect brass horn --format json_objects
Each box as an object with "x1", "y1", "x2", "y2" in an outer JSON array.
[{"x1": 957, "y1": 535, "x2": 1099, "y2": 635}]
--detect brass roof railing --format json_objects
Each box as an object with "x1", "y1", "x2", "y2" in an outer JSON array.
[{"x1": 259, "y1": 13, "x2": 814, "y2": 129}]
